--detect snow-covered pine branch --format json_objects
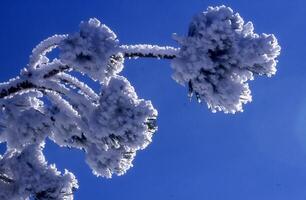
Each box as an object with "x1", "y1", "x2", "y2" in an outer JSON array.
[{"x1": 0, "y1": 5, "x2": 280, "y2": 199}]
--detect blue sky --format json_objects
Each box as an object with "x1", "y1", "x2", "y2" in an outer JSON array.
[{"x1": 1, "y1": 0, "x2": 306, "y2": 199}]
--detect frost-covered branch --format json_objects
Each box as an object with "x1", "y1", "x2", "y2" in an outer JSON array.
[
  {"x1": 120, "y1": 44, "x2": 179, "y2": 59},
  {"x1": 0, "y1": 79, "x2": 63, "y2": 100},
  {"x1": 0, "y1": 61, "x2": 70, "y2": 99},
  {"x1": 29, "y1": 35, "x2": 67, "y2": 69},
  {"x1": 0, "y1": 145, "x2": 78, "y2": 200},
  {"x1": 0, "y1": 5, "x2": 280, "y2": 199}
]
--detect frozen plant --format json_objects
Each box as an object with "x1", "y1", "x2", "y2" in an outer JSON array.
[
  {"x1": 0, "y1": 5, "x2": 280, "y2": 200},
  {"x1": 172, "y1": 6, "x2": 280, "y2": 113}
]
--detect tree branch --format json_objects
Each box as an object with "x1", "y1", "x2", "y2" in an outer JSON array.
[
  {"x1": 120, "y1": 44, "x2": 179, "y2": 59},
  {"x1": 0, "y1": 80, "x2": 36, "y2": 99},
  {"x1": 0, "y1": 44, "x2": 179, "y2": 99},
  {"x1": 43, "y1": 65, "x2": 70, "y2": 79},
  {"x1": 0, "y1": 62, "x2": 69, "y2": 99},
  {"x1": 0, "y1": 80, "x2": 63, "y2": 99}
]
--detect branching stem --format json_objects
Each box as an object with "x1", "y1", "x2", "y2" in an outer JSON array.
[
  {"x1": 0, "y1": 43, "x2": 179, "y2": 99},
  {"x1": 120, "y1": 44, "x2": 179, "y2": 59}
]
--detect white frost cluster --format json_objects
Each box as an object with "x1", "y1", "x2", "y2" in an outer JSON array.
[
  {"x1": 171, "y1": 6, "x2": 281, "y2": 113},
  {"x1": 48, "y1": 76, "x2": 158, "y2": 178},
  {"x1": 0, "y1": 145, "x2": 78, "y2": 200},
  {"x1": 0, "y1": 91, "x2": 49, "y2": 150},
  {"x1": 87, "y1": 76, "x2": 157, "y2": 177},
  {"x1": 59, "y1": 18, "x2": 124, "y2": 83}
]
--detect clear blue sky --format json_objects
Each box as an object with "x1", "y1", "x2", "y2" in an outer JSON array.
[{"x1": 1, "y1": 0, "x2": 306, "y2": 199}]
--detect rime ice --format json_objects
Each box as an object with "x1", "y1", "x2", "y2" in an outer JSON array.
[
  {"x1": 59, "y1": 18, "x2": 124, "y2": 84},
  {"x1": 87, "y1": 76, "x2": 157, "y2": 177},
  {"x1": 0, "y1": 18, "x2": 158, "y2": 199},
  {"x1": 171, "y1": 6, "x2": 281, "y2": 113},
  {"x1": 0, "y1": 6, "x2": 280, "y2": 199},
  {"x1": 0, "y1": 145, "x2": 78, "y2": 200}
]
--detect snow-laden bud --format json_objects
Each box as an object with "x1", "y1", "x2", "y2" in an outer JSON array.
[
  {"x1": 86, "y1": 76, "x2": 158, "y2": 178},
  {"x1": 0, "y1": 145, "x2": 78, "y2": 200},
  {"x1": 59, "y1": 18, "x2": 124, "y2": 83},
  {"x1": 171, "y1": 5, "x2": 281, "y2": 113}
]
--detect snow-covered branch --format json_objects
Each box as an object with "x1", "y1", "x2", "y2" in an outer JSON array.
[
  {"x1": 0, "y1": 5, "x2": 280, "y2": 199},
  {"x1": 0, "y1": 145, "x2": 78, "y2": 200},
  {"x1": 29, "y1": 35, "x2": 68, "y2": 69},
  {"x1": 120, "y1": 44, "x2": 179, "y2": 59}
]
